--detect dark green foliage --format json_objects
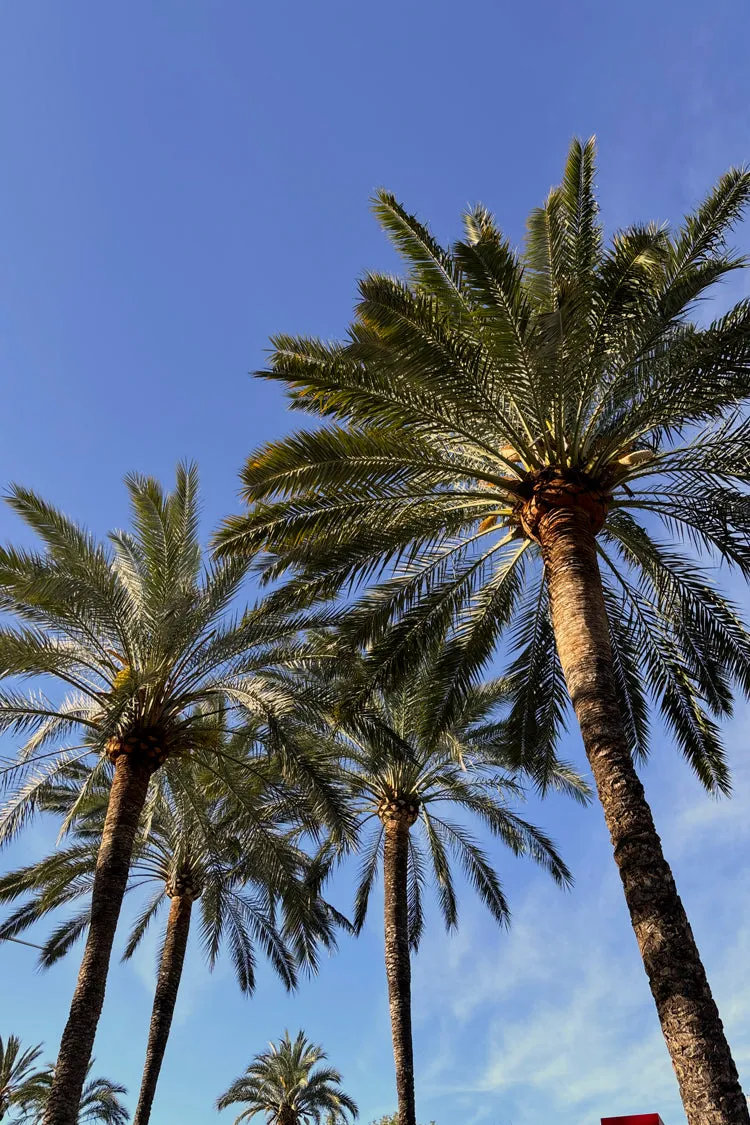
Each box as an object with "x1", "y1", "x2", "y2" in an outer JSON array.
[
  {"x1": 16, "y1": 1064, "x2": 129, "y2": 1125},
  {"x1": 0, "y1": 750, "x2": 343, "y2": 993},
  {"x1": 314, "y1": 663, "x2": 578, "y2": 949},
  {"x1": 217, "y1": 140, "x2": 750, "y2": 796},
  {"x1": 0, "y1": 1041, "x2": 126, "y2": 1125},
  {"x1": 216, "y1": 1030, "x2": 357, "y2": 1125},
  {"x1": 0, "y1": 463, "x2": 354, "y2": 854}
]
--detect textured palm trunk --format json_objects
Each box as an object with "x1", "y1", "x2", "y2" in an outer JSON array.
[
  {"x1": 132, "y1": 893, "x2": 193, "y2": 1125},
  {"x1": 382, "y1": 812, "x2": 417, "y2": 1125},
  {"x1": 539, "y1": 504, "x2": 748, "y2": 1125},
  {"x1": 42, "y1": 753, "x2": 154, "y2": 1125}
]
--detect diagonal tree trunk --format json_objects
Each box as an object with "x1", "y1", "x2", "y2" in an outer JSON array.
[
  {"x1": 382, "y1": 808, "x2": 417, "y2": 1125},
  {"x1": 132, "y1": 891, "x2": 193, "y2": 1125},
  {"x1": 539, "y1": 501, "x2": 749, "y2": 1125},
  {"x1": 43, "y1": 753, "x2": 155, "y2": 1125}
]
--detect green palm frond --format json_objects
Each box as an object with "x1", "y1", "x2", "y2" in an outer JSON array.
[
  {"x1": 324, "y1": 663, "x2": 574, "y2": 951},
  {"x1": 219, "y1": 139, "x2": 750, "y2": 795},
  {"x1": 14, "y1": 1059, "x2": 129, "y2": 1124},
  {"x1": 0, "y1": 1035, "x2": 45, "y2": 1120},
  {"x1": 216, "y1": 1030, "x2": 357, "y2": 1125},
  {"x1": 0, "y1": 745, "x2": 345, "y2": 991},
  {"x1": 0, "y1": 465, "x2": 353, "y2": 857}
]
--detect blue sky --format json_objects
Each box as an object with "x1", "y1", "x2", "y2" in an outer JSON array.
[{"x1": 1, "y1": 3, "x2": 749, "y2": 1124}]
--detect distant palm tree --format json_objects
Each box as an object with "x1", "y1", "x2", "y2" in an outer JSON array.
[
  {"x1": 216, "y1": 1030, "x2": 357, "y2": 1125},
  {"x1": 17, "y1": 1063, "x2": 128, "y2": 1125},
  {"x1": 0, "y1": 1036, "x2": 44, "y2": 1122},
  {"x1": 322, "y1": 667, "x2": 574, "y2": 1125},
  {"x1": 0, "y1": 465, "x2": 348, "y2": 1125},
  {"x1": 217, "y1": 140, "x2": 750, "y2": 1124},
  {"x1": 368, "y1": 1117, "x2": 435, "y2": 1125},
  {"x1": 0, "y1": 751, "x2": 344, "y2": 1125}
]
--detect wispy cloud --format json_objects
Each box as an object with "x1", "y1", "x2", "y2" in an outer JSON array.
[{"x1": 409, "y1": 722, "x2": 750, "y2": 1125}]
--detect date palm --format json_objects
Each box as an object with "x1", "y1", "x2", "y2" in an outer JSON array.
[
  {"x1": 217, "y1": 140, "x2": 750, "y2": 1123},
  {"x1": 0, "y1": 1037, "x2": 44, "y2": 1122},
  {"x1": 0, "y1": 464, "x2": 347, "y2": 1125},
  {"x1": 323, "y1": 669, "x2": 573, "y2": 1125},
  {"x1": 17, "y1": 1064, "x2": 128, "y2": 1125},
  {"x1": 0, "y1": 754, "x2": 342, "y2": 1125},
  {"x1": 368, "y1": 1117, "x2": 435, "y2": 1125},
  {"x1": 216, "y1": 1030, "x2": 357, "y2": 1125}
]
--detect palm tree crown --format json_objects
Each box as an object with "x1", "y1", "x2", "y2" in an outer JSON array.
[
  {"x1": 0, "y1": 462, "x2": 342, "y2": 840},
  {"x1": 334, "y1": 673, "x2": 574, "y2": 945},
  {"x1": 0, "y1": 751, "x2": 339, "y2": 991},
  {"x1": 218, "y1": 140, "x2": 750, "y2": 792},
  {"x1": 0, "y1": 1036, "x2": 44, "y2": 1122},
  {"x1": 17, "y1": 1064, "x2": 128, "y2": 1125},
  {"x1": 216, "y1": 1030, "x2": 358, "y2": 1125}
]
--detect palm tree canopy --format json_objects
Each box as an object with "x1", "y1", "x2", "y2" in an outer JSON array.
[
  {"x1": 74, "y1": 1073, "x2": 128, "y2": 1125},
  {"x1": 0, "y1": 1036, "x2": 44, "y2": 1121},
  {"x1": 216, "y1": 1030, "x2": 358, "y2": 1125},
  {"x1": 217, "y1": 138, "x2": 750, "y2": 795},
  {"x1": 322, "y1": 668, "x2": 575, "y2": 948},
  {"x1": 0, "y1": 746, "x2": 346, "y2": 992},
  {"x1": 0, "y1": 463, "x2": 352, "y2": 851},
  {"x1": 15, "y1": 1061, "x2": 128, "y2": 1125}
]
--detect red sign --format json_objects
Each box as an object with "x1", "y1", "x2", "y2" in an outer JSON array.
[{"x1": 601, "y1": 1117, "x2": 664, "y2": 1125}]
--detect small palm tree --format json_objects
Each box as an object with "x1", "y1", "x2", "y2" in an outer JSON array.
[
  {"x1": 0, "y1": 750, "x2": 344, "y2": 1125},
  {"x1": 217, "y1": 141, "x2": 750, "y2": 1124},
  {"x1": 17, "y1": 1063, "x2": 128, "y2": 1125},
  {"x1": 323, "y1": 669, "x2": 573, "y2": 1125},
  {"x1": 0, "y1": 1036, "x2": 44, "y2": 1122},
  {"x1": 0, "y1": 465, "x2": 347, "y2": 1125},
  {"x1": 369, "y1": 1117, "x2": 435, "y2": 1125},
  {"x1": 216, "y1": 1030, "x2": 357, "y2": 1125}
]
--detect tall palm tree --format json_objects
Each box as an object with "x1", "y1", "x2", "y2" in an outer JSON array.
[
  {"x1": 17, "y1": 1063, "x2": 128, "y2": 1125},
  {"x1": 216, "y1": 1030, "x2": 358, "y2": 1125},
  {"x1": 0, "y1": 464, "x2": 348, "y2": 1125},
  {"x1": 322, "y1": 670, "x2": 574, "y2": 1125},
  {"x1": 0, "y1": 1037, "x2": 44, "y2": 1122},
  {"x1": 0, "y1": 754, "x2": 344, "y2": 1125},
  {"x1": 216, "y1": 141, "x2": 750, "y2": 1124}
]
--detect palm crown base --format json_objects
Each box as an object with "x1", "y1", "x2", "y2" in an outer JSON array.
[
  {"x1": 104, "y1": 734, "x2": 173, "y2": 769},
  {"x1": 376, "y1": 798, "x2": 420, "y2": 826},
  {"x1": 515, "y1": 468, "x2": 613, "y2": 541}
]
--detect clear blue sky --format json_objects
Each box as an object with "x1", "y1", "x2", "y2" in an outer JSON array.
[{"x1": 1, "y1": 4, "x2": 749, "y2": 1125}]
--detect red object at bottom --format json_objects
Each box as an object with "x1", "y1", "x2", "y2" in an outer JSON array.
[{"x1": 601, "y1": 1116, "x2": 664, "y2": 1125}]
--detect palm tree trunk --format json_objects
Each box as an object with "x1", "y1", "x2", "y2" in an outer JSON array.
[
  {"x1": 42, "y1": 753, "x2": 154, "y2": 1125},
  {"x1": 132, "y1": 892, "x2": 193, "y2": 1125},
  {"x1": 382, "y1": 812, "x2": 417, "y2": 1125},
  {"x1": 539, "y1": 503, "x2": 749, "y2": 1125}
]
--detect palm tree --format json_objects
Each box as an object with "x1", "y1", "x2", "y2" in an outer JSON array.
[
  {"x1": 216, "y1": 140, "x2": 750, "y2": 1124},
  {"x1": 216, "y1": 1030, "x2": 357, "y2": 1125},
  {"x1": 0, "y1": 1036, "x2": 44, "y2": 1122},
  {"x1": 322, "y1": 669, "x2": 574, "y2": 1125},
  {"x1": 0, "y1": 753, "x2": 344, "y2": 1125},
  {"x1": 369, "y1": 1117, "x2": 435, "y2": 1125},
  {"x1": 0, "y1": 464, "x2": 348, "y2": 1125},
  {"x1": 17, "y1": 1063, "x2": 128, "y2": 1125}
]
